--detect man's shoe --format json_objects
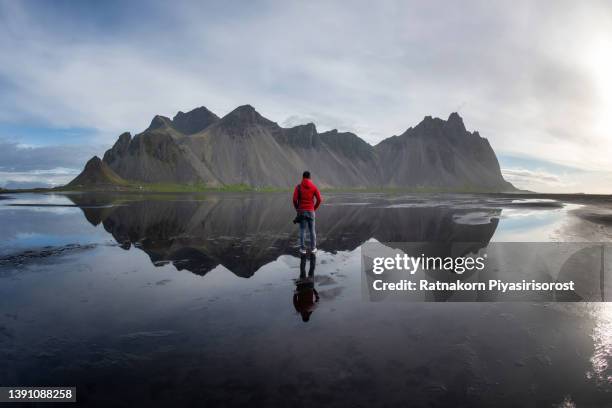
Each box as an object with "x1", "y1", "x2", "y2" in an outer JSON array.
[
  {"x1": 311, "y1": 248, "x2": 318, "y2": 254},
  {"x1": 299, "y1": 248, "x2": 307, "y2": 255}
]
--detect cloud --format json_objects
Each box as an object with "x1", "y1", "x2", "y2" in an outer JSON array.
[
  {"x1": 1, "y1": 1, "x2": 612, "y2": 191},
  {"x1": 502, "y1": 167, "x2": 612, "y2": 194},
  {"x1": 502, "y1": 168, "x2": 567, "y2": 188},
  {"x1": 0, "y1": 140, "x2": 100, "y2": 188},
  {"x1": 0, "y1": 140, "x2": 100, "y2": 172},
  {"x1": 0, "y1": 168, "x2": 80, "y2": 189}
]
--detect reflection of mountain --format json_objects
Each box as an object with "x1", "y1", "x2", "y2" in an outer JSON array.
[{"x1": 70, "y1": 194, "x2": 500, "y2": 278}]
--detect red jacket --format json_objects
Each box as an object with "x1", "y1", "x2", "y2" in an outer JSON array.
[{"x1": 292, "y1": 178, "x2": 322, "y2": 211}]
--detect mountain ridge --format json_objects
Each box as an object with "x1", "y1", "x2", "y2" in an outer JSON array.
[
  {"x1": 68, "y1": 156, "x2": 128, "y2": 188},
  {"x1": 72, "y1": 105, "x2": 515, "y2": 191}
]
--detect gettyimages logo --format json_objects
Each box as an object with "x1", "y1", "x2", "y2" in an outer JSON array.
[
  {"x1": 361, "y1": 242, "x2": 611, "y2": 302},
  {"x1": 371, "y1": 252, "x2": 487, "y2": 275}
]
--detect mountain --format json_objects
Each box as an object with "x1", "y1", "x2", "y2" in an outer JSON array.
[
  {"x1": 68, "y1": 156, "x2": 128, "y2": 188},
  {"x1": 171, "y1": 106, "x2": 219, "y2": 135},
  {"x1": 71, "y1": 105, "x2": 515, "y2": 191},
  {"x1": 375, "y1": 113, "x2": 513, "y2": 190}
]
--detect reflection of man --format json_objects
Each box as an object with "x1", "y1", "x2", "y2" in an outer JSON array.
[
  {"x1": 292, "y1": 171, "x2": 322, "y2": 255},
  {"x1": 293, "y1": 255, "x2": 319, "y2": 322}
]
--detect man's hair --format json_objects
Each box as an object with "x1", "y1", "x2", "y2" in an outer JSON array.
[{"x1": 302, "y1": 171, "x2": 311, "y2": 179}]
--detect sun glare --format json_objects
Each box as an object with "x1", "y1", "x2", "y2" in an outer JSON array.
[{"x1": 585, "y1": 34, "x2": 612, "y2": 136}]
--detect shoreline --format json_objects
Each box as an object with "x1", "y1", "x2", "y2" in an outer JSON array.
[{"x1": 2, "y1": 187, "x2": 612, "y2": 201}]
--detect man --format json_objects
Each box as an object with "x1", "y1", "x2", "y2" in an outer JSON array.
[{"x1": 292, "y1": 171, "x2": 322, "y2": 255}]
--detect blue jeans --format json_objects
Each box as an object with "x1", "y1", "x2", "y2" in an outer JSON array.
[{"x1": 299, "y1": 211, "x2": 316, "y2": 250}]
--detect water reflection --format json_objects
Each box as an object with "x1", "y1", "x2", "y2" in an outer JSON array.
[
  {"x1": 294, "y1": 254, "x2": 318, "y2": 322},
  {"x1": 67, "y1": 193, "x2": 501, "y2": 278},
  {"x1": 2, "y1": 192, "x2": 612, "y2": 406},
  {"x1": 588, "y1": 305, "x2": 612, "y2": 385}
]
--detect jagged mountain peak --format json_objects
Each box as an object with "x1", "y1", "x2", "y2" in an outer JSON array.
[
  {"x1": 226, "y1": 104, "x2": 257, "y2": 118},
  {"x1": 293, "y1": 122, "x2": 317, "y2": 134},
  {"x1": 174, "y1": 105, "x2": 216, "y2": 118},
  {"x1": 219, "y1": 105, "x2": 275, "y2": 127},
  {"x1": 117, "y1": 131, "x2": 132, "y2": 142},
  {"x1": 404, "y1": 112, "x2": 469, "y2": 136},
  {"x1": 147, "y1": 115, "x2": 173, "y2": 131},
  {"x1": 102, "y1": 132, "x2": 132, "y2": 164},
  {"x1": 279, "y1": 122, "x2": 321, "y2": 149},
  {"x1": 144, "y1": 107, "x2": 219, "y2": 135},
  {"x1": 320, "y1": 128, "x2": 360, "y2": 139},
  {"x1": 69, "y1": 156, "x2": 127, "y2": 187},
  {"x1": 448, "y1": 112, "x2": 463, "y2": 122},
  {"x1": 446, "y1": 112, "x2": 466, "y2": 133},
  {"x1": 415, "y1": 115, "x2": 445, "y2": 129},
  {"x1": 83, "y1": 155, "x2": 103, "y2": 168},
  {"x1": 286, "y1": 122, "x2": 318, "y2": 138},
  {"x1": 172, "y1": 106, "x2": 219, "y2": 134},
  {"x1": 319, "y1": 129, "x2": 374, "y2": 161}
]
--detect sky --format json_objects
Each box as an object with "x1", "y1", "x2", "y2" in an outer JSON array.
[{"x1": 0, "y1": 0, "x2": 611, "y2": 192}]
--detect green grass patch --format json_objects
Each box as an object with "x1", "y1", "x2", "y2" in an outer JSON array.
[
  {"x1": 1, "y1": 182, "x2": 508, "y2": 195},
  {"x1": 321, "y1": 185, "x2": 507, "y2": 194},
  {"x1": 130, "y1": 182, "x2": 287, "y2": 193}
]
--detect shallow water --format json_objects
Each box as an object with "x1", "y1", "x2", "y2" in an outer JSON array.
[{"x1": 0, "y1": 192, "x2": 611, "y2": 407}]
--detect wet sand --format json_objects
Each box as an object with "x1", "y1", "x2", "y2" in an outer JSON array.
[{"x1": 1, "y1": 192, "x2": 611, "y2": 407}]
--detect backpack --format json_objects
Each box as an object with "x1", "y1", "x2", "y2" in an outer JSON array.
[{"x1": 292, "y1": 184, "x2": 305, "y2": 224}]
